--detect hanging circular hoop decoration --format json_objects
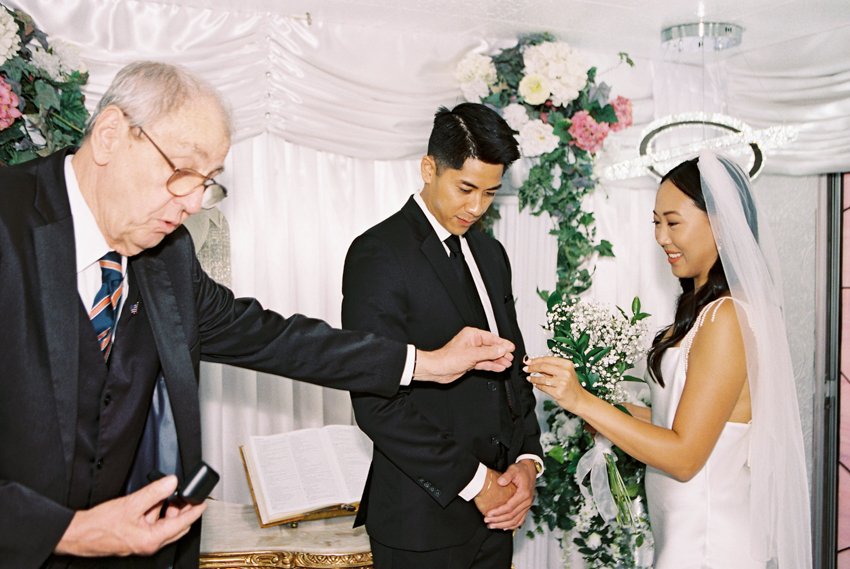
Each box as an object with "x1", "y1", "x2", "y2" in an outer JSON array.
[{"x1": 637, "y1": 113, "x2": 765, "y2": 180}]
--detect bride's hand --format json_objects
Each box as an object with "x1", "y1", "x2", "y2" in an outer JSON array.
[{"x1": 525, "y1": 356, "x2": 585, "y2": 413}]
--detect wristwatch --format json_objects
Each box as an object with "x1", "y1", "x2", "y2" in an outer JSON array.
[
  {"x1": 522, "y1": 458, "x2": 543, "y2": 476},
  {"x1": 532, "y1": 459, "x2": 543, "y2": 475}
]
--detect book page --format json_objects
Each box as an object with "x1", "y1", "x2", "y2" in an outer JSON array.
[
  {"x1": 323, "y1": 425, "x2": 373, "y2": 502},
  {"x1": 248, "y1": 434, "x2": 310, "y2": 518},
  {"x1": 288, "y1": 428, "x2": 346, "y2": 505},
  {"x1": 245, "y1": 425, "x2": 374, "y2": 523}
]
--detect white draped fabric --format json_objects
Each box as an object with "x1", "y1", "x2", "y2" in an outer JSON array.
[
  {"x1": 7, "y1": 0, "x2": 839, "y2": 566},
  {"x1": 8, "y1": 0, "x2": 468, "y2": 157},
  {"x1": 8, "y1": 0, "x2": 849, "y2": 169}
]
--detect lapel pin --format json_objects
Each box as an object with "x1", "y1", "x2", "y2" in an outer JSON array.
[{"x1": 130, "y1": 301, "x2": 140, "y2": 315}]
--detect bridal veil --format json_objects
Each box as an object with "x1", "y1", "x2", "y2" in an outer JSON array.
[{"x1": 697, "y1": 150, "x2": 812, "y2": 569}]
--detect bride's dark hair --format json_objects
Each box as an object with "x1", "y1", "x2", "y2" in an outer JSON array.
[{"x1": 646, "y1": 157, "x2": 729, "y2": 387}]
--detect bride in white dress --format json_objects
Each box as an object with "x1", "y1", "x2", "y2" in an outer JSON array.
[{"x1": 527, "y1": 151, "x2": 811, "y2": 569}]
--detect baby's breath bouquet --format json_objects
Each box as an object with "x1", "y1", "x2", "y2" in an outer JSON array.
[{"x1": 531, "y1": 295, "x2": 654, "y2": 568}]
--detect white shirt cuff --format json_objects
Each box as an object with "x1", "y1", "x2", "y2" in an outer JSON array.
[
  {"x1": 458, "y1": 463, "x2": 488, "y2": 501},
  {"x1": 400, "y1": 345, "x2": 416, "y2": 386},
  {"x1": 516, "y1": 454, "x2": 544, "y2": 478}
]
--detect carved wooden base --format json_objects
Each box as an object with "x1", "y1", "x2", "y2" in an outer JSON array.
[{"x1": 199, "y1": 550, "x2": 373, "y2": 569}]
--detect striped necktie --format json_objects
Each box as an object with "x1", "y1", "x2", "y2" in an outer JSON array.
[{"x1": 89, "y1": 251, "x2": 123, "y2": 361}]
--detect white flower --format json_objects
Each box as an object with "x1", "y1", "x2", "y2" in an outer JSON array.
[
  {"x1": 586, "y1": 532, "x2": 603, "y2": 549},
  {"x1": 518, "y1": 73, "x2": 550, "y2": 105},
  {"x1": 51, "y1": 38, "x2": 86, "y2": 75},
  {"x1": 454, "y1": 52, "x2": 497, "y2": 102},
  {"x1": 460, "y1": 79, "x2": 491, "y2": 103},
  {"x1": 540, "y1": 431, "x2": 558, "y2": 453},
  {"x1": 29, "y1": 44, "x2": 63, "y2": 81},
  {"x1": 554, "y1": 414, "x2": 581, "y2": 441},
  {"x1": 516, "y1": 119, "x2": 558, "y2": 157},
  {"x1": 549, "y1": 78, "x2": 584, "y2": 108},
  {"x1": 501, "y1": 103, "x2": 529, "y2": 131},
  {"x1": 0, "y1": 8, "x2": 20, "y2": 66},
  {"x1": 522, "y1": 41, "x2": 588, "y2": 106}
]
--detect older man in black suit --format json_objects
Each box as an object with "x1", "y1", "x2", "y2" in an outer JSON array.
[
  {"x1": 342, "y1": 103, "x2": 543, "y2": 569},
  {"x1": 0, "y1": 63, "x2": 515, "y2": 569}
]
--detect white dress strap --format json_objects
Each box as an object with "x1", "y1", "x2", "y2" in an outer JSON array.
[{"x1": 681, "y1": 297, "x2": 737, "y2": 373}]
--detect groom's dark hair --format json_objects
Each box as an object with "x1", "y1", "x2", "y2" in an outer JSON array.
[{"x1": 427, "y1": 103, "x2": 520, "y2": 172}]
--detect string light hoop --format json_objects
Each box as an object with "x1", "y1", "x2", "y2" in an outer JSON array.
[
  {"x1": 640, "y1": 113, "x2": 758, "y2": 179},
  {"x1": 600, "y1": 113, "x2": 798, "y2": 181}
]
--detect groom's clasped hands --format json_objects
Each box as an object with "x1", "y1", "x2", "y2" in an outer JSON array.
[{"x1": 474, "y1": 460, "x2": 538, "y2": 531}]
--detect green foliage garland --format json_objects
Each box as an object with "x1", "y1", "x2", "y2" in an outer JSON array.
[{"x1": 457, "y1": 32, "x2": 633, "y2": 300}]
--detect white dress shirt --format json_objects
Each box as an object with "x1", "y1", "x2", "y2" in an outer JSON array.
[{"x1": 66, "y1": 156, "x2": 129, "y2": 325}]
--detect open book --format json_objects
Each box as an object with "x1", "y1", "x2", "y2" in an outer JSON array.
[{"x1": 239, "y1": 424, "x2": 372, "y2": 527}]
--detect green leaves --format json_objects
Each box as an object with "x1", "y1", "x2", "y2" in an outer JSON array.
[
  {"x1": 547, "y1": 445, "x2": 566, "y2": 464},
  {"x1": 591, "y1": 103, "x2": 617, "y2": 124},
  {"x1": 618, "y1": 51, "x2": 635, "y2": 67},
  {"x1": 630, "y1": 296, "x2": 651, "y2": 323},
  {"x1": 552, "y1": 116, "x2": 572, "y2": 144},
  {"x1": 33, "y1": 80, "x2": 60, "y2": 110}
]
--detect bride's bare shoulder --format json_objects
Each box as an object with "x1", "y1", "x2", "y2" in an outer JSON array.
[{"x1": 690, "y1": 297, "x2": 745, "y2": 357}]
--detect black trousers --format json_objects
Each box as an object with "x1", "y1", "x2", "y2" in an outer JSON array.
[{"x1": 370, "y1": 525, "x2": 512, "y2": 569}]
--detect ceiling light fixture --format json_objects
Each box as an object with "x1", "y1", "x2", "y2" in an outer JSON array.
[
  {"x1": 660, "y1": 22, "x2": 743, "y2": 53},
  {"x1": 601, "y1": 17, "x2": 796, "y2": 180}
]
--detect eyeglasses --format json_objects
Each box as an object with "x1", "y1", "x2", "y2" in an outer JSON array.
[{"x1": 137, "y1": 126, "x2": 228, "y2": 209}]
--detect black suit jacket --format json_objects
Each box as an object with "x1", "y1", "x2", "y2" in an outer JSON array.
[
  {"x1": 0, "y1": 149, "x2": 408, "y2": 568},
  {"x1": 341, "y1": 196, "x2": 542, "y2": 551}
]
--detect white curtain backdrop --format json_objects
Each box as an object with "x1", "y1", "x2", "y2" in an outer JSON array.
[
  {"x1": 199, "y1": 134, "x2": 422, "y2": 501},
  {"x1": 8, "y1": 0, "x2": 845, "y2": 566}
]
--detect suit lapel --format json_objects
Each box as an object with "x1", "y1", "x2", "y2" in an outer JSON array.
[
  {"x1": 403, "y1": 198, "x2": 482, "y2": 326},
  {"x1": 131, "y1": 253, "x2": 201, "y2": 471},
  {"x1": 34, "y1": 217, "x2": 80, "y2": 479},
  {"x1": 32, "y1": 149, "x2": 81, "y2": 480}
]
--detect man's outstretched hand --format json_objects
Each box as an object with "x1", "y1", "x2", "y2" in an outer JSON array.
[{"x1": 413, "y1": 327, "x2": 515, "y2": 384}]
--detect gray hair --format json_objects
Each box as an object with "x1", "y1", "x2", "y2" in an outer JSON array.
[{"x1": 85, "y1": 61, "x2": 233, "y2": 138}]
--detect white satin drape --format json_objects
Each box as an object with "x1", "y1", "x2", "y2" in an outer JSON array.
[
  {"x1": 8, "y1": 0, "x2": 849, "y2": 170},
  {"x1": 6, "y1": 0, "x2": 469, "y2": 157}
]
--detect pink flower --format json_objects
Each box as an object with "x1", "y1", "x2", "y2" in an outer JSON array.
[
  {"x1": 0, "y1": 75, "x2": 22, "y2": 131},
  {"x1": 568, "y1": 110, "x2": 609, "y2": 154},
  {"x1": 609, "y1": 95, "x2": 633, "y2": 132}
]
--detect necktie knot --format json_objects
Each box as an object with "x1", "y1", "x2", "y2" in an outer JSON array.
[
  {"x1": 444, "y1": 234, "x2": 462, "y2": 256},
  {"x1": 99, "y1": 251, "x2": 123, "y2": 288}
]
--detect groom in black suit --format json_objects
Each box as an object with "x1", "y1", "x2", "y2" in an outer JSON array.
[
  {"x1": 342, "y1": 103, "x2": 543, "y2": 569},
  {"x1": 0, "y1": 63, "x2": 516, "y2": 568}
]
